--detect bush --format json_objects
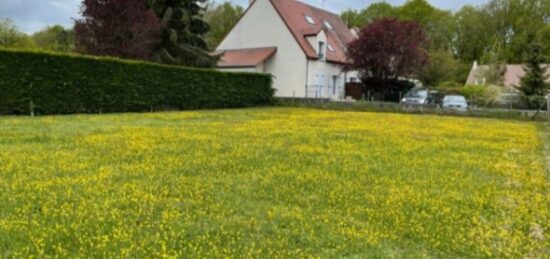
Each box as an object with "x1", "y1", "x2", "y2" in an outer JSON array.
[
  {"x1": 0, "y1": 49, "x2": 274, "y2": 115},
  {"x1": 460, "y1": 85, "x2": 486, "y2": 100}
]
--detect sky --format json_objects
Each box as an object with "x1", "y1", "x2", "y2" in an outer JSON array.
[{"x1": 0, "y1": 0, "x2": 490, "y2": 34}]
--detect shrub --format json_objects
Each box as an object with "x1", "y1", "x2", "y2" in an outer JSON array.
[
  {"x1": 0, "y1": 49, "x2": 274, "y2": 115},
  {"x1": 460, "y1": 85, "x2": 486, "y2": 100}
]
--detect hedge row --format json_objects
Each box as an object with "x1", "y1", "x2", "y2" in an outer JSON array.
[{"x1": 0, "y1": 49, "x2": 274, "y2": 115}]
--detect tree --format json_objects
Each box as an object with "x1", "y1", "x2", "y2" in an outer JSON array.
[
  {"x1": 346, "y1": 19, "x2": 429, "y2": 99},
  {"x1": 397, "y1": 0, "x2": 454, "y2": 51},
  {"x1": 519, "y1": 43, "x2": 549, "y2": 96},
  {"x1": 340, "y1": 9, "x2": 361, "y2": 28},
  {"x1": 74, "y1": 0, "x2": 162, "y2": 60},
  {"x1": 480, "y1": 42, "x2": 507, "y2": 86},
  {"x1": 146, "y1": 0, "x2": 218, "y2": 67},
  {"x1": 341, "y1": 3, "x2": 396, "y2": 28},
  {"x1": 453, "y1": 5, "x2": 492, "y2": 63},
  {"x1": 483, "y1": 0, "x2": 548, "y2": 63},
  {"x1": 357, "y1": 2, "x2": 396, "y2": 26},
  {"x1": 204, "y1": 2, "x2": 244, "y2": 50},
  {"x1": 32, "y1": 25, "x2": 74, "y2": 53},
  {"x1": 419, "y1": 50, "x2": 467, "y2": 87},
  {"x1": 0, "y1": 18, "x2": 36, "y2": 49},
  {"x1": 536, "y1": 24, "x2": 550, "y2": 62}
]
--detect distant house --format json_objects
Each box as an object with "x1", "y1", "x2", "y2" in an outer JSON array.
[
  {"x1": 466, "y1": 61, "x2": 550, "y2": 88},
  {"x1": 215, "y1": 0, "x2": 359, "y2": 99}
]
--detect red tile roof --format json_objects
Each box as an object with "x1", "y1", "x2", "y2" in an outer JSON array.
[
  {"x1": 269, "y1": 0, "x2": 355, "y2": 64},
  {"x1": 467, "y1": 64, "x2": 550, "y2": 87},
  {"x1": 217, "y1": 47, "x2": 277, "y2": 68}
]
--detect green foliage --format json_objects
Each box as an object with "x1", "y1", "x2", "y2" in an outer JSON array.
[
  {"x1": 342, "y1": 3, "x2": 397, "y2": 28},
  {"x1": 340, "y1": 9, "x2": 361, "y2": 28},
  {"x1": 146, "y1": 0, "x2": 217, "y2": 67},
  {"x1": 483, "y1": 0, "x2": 548, "y2": 63},
  {"x1": 204, "y1": 2, "x2": 244, "y2": 50},
  {"x1": 343, "y1": 0, "x2": 549, "y2": 84},
  {"x1": 0, "y1": 18, "x2": 36, "y2": 49},
  {"x1": 32, "y1": 25, "x2": 74, "y2": 53},
  {"x1": 519, "y1": 43, "x2": 549, "y2": 97},
  {"x1": 439, "y1": 85, "x2": 502, "y2": 106},
  {"x1": 453, "y1": 5, "x2": 492, "y2": 63},
  {"x1": 480, "y1": 43, "x2": 508, "y2": 86},
  {"x1": 0, "y1": 49, "x2": 274, "y2": 115},
  {"x1": 536, "y1": 24, "x2": 550, "y2": 63},
  {"x1": 420, "y1": 50, "x2": 469, "y2": 86},
  {"x1": 459, "y1": 85, "x2": 486, "y2": 100}
]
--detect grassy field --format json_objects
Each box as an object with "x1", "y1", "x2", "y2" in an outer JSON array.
[{"x1": 0, "y1": 108, "x2": 549, "y2": 257}]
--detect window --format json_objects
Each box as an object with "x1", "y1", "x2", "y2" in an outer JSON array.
[
  {"x1": 327, "y1": 44, "x2": 334, "y2": 52},
  {"x1": 323, "y1": 20, "x2": 333, "y2": 29},
  {"x1": 318, "y1": 41, "x2": 325, "y2": 60},
  {"x1": 305, "y1": 15, "x2": 315, "y2": 24}
]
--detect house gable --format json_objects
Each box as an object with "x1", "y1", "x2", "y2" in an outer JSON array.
[
  {"x1": 269, "y1": 0, "x2": 355, "y2": 64},
  {"x1": 216, "y1": 0, "x2": 304, "y2": 58},
  {"x1": 217, "y1": 0, "x2": 355, "y2": 64},
  {"x1": 466, "y1": 63, "x2": 550, "y2": 88},
  {"x1": 216, "y1": 0, "x2": 308, "y2": 97}
]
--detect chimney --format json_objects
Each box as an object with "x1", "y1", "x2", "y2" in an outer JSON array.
[{"x1": 473, "y1": 60, "x2": 478, "y2": 69}]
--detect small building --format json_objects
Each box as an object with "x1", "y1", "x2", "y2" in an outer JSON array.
[
  {"x1": 466, "y1": 61, "x2": 550, "y2": 88},
  {"x1": 215, "y1": 0, "x2": 359, "y2": 99}
]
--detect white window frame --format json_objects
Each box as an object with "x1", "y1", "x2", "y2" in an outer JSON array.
[{"x1": 318, "y1": 41, "x2": 325, "y2": 60}]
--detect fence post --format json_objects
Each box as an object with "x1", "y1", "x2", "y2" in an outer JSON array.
[
  {"x1": 29, "y1": 100, "x2": 34, "y2": 117},
  {"x1": 547, "y1": 95, "x2": 549, "y2": 122}
]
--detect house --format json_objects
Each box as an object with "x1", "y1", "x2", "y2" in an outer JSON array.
[
  {"x1": 215, "y1": 0, "x2": 359, "y2": 99},
  {"x1": 466, "y1": 61, "x2": 550, "y2": 88}
]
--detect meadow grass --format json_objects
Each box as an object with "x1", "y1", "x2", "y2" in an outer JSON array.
[{"x1": 0, "y1": 108, "x2": 549, "y2": 257}]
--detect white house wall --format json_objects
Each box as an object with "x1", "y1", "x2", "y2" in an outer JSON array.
[
  {"x1": 306, "y1": 60, "x2": 347, "y2": 98},
  {"x1": 216, "y1": 0, "x2": 307, "y2": 97}
]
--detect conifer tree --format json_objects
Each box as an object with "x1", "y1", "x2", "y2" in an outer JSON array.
[
  {"x1": 146, "y1": 0, "x2": 217, "y2": 67},
  {"x1": 519, "y1": 43, "x2": 549, "y2": 96}
]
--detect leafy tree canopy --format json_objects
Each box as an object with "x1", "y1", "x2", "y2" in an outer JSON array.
[
  {"x1": 346, "y1": 18, "x2": 429, "y2": 99},
  {"x1": 32, "y1": 25, "x2": 74, "y2": 53},
  {"x1": 204, "y1": 2, "x2": 244, "y2": 50},
  {"x1": 74, "y1": 0, "x2": 162, "y2": 60},
  {"x1": 0, "y1": 18, "x2": 36, "y2": 49}
]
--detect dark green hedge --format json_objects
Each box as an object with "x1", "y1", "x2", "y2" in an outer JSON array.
[{"x1": 0, "y1": 49, "x2": 274, "y2": 115}]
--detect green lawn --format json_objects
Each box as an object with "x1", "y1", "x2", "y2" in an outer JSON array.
[{"x1": 0, "y1": 108, "x2": 549, "y2": 257}]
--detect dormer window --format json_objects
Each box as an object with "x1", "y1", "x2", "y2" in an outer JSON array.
[
  {"x1": 327, "y1": 44, "x2": 334, "y2": 52},
  {"x1": 305, "y1": 15, "x2": 315, "y2": 24},
  {"x1": 318, "y1": 41, "x2": 325, "y2": 60},
  {"x1": 323, "y1": 21, "x2": 333, "y2": 29}
]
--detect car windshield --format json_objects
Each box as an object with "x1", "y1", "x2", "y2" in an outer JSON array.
[
  {"x1": 405, "y1": 89, "x2": 428, "y2": 98},
  {"x1": 444, "y1": 96, "x2": 466, "y2": 102}
]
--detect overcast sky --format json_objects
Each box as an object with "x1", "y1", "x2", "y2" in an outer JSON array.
[{"x1": 1, "y1": 0, "x2": 489, "y2": 34}]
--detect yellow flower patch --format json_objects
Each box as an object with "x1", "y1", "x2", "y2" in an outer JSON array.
[{"x1": 0, "y1": 108, "x2": 548, "y2": 257}]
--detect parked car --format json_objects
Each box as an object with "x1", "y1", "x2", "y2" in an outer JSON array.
[
  {"x1": 401, "y1": 88, "x2": 429, "y2": 105},
  {"x1": 401, "y1": 88, "x2": 439, "y2": 105},
  {"x1": 442, "y1": 95, "x2": 468, "y2": 111}
]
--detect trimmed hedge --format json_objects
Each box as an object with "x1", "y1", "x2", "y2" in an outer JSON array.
[{"x1": 0, "y1": 49, "x2": 274, "y2": 115}]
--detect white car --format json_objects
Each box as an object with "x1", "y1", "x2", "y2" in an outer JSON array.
[{"x1": 442, "y1": 95, "x2": 468, "y2": 111}]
